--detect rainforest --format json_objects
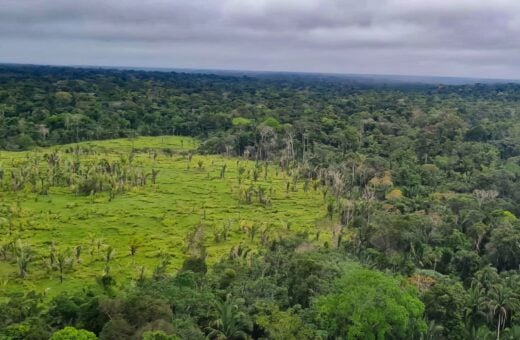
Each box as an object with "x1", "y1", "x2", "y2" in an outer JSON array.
[{"x1": 0, "y1": 64, "x2": 520, "y2": 339}]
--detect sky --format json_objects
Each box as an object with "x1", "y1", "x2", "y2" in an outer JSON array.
[{"x1": 1, "y1": 0, "x2": 520, "y2": 79}]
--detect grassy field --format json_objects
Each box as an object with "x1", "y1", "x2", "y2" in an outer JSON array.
[{"x1": 0, "y1": 136, "x2": 328, "y2": 296}]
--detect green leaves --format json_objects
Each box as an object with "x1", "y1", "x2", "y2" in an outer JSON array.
[{"x1": 313, "y1": 265, "x2": 427, "y2": 339}]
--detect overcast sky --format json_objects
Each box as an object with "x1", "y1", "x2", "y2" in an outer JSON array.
[{"x1": 2, "y1": 0, "x2": 520, "y2": 79}]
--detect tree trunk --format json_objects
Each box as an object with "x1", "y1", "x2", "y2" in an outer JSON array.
[{"x1": 497, "y1": 314, "x2": 501, "y2": 340}]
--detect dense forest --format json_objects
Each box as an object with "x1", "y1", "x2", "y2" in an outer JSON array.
[{"x1": 1, "y1": 64, "x2": 520, "y2": 339}]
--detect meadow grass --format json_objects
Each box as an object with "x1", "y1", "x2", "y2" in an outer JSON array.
[{"x1": 0, "y1": 136, "x2": 327, "y2": 297}]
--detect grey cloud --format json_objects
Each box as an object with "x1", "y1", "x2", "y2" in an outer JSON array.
[{"x1": 1, "y1": 0, "x2": 520, "y2": 78}]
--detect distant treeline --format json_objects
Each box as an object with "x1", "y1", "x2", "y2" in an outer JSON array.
[{"x1": 1, "y1": 64, "x2": 519, "y2": 153}]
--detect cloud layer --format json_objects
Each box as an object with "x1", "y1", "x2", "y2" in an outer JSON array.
[{"x1": 2, "y1": 0, "x2": 520, "y2": 78}]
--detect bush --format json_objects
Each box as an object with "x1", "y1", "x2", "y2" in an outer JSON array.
[{"x1": 50, "y1": 327, "x2": 97, "y2": 340}]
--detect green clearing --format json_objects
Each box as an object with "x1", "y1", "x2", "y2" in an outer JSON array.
[{"x1": 0, "y1": 136, "x2": 327, "y2": 296}]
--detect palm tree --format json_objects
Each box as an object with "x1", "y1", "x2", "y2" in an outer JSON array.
[
  {"x1": 75, "y1": 245, "x2": 81, "y2": 263},
  {"x1": 465, "y1": 282, "x2": 487, "y2": 331},
  {"x1": 136, "y1": 265, "x2": 146, "y2": 284},
  {"x1": 422, "y1": 320, "x2": 444, "y2": 340},
  {"x1": 15, "y1": 240, "x2": 32, "y2": 279},
  {"x1": 152, "y1": 252, "x2": 169, "y2": 280},
  {"x1": 150, "y1": 168, "x2": 160, "y2": 184},
  {"x1": 105, "y1": 246, "x2": 115, "y2": 264},
  {"x1": 220, "y1": 164, "x2": 227, "y2": 179},
  {"x1": 55, "y1": 248, "x2": 73, "y2": 283},
  {"x1": 207, "y1": 294, "x2": 249, "y2": 339},
  {"x1": 102, "y1": 246, "x2": 116, "y2": 276},
  {"x1": 128, "y1": 238, "x2": 139, "y2": 264},
  {"x1": 96, "y1": 238, "x2": 105, "y2": 257},
  {"x1": 87, "y1": 233, "x2": 97, "y2": 258},
  {"x1": 486, "y1": 284, "x2": 520, "y2": 339}
]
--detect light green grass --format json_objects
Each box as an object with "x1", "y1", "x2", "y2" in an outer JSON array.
[{"x1": 0, "y1": 136, "x2": 327, "y2": 297}]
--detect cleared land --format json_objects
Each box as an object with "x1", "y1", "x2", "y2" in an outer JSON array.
[{"x1": 0, "y1": 136, "x2": 327, "y2": 295}]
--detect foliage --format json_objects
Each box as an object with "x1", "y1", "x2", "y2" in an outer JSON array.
[
  {"x1": 1, "y1": 64, "x2": 520, "y2": 338},
  {"x1": 255, "y1": 304, "x2": 318, "y2": 339},
  {"x1": 50, "y1": 326, "x2": 97, "y2": 340},
  {"x1": 313, "y1": 265, "x2": 427, "y2": 339}
]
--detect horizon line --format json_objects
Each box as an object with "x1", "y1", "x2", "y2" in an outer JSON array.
[{"x1": 1, "y1": 61, "x2": 520, "y2": 84}]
